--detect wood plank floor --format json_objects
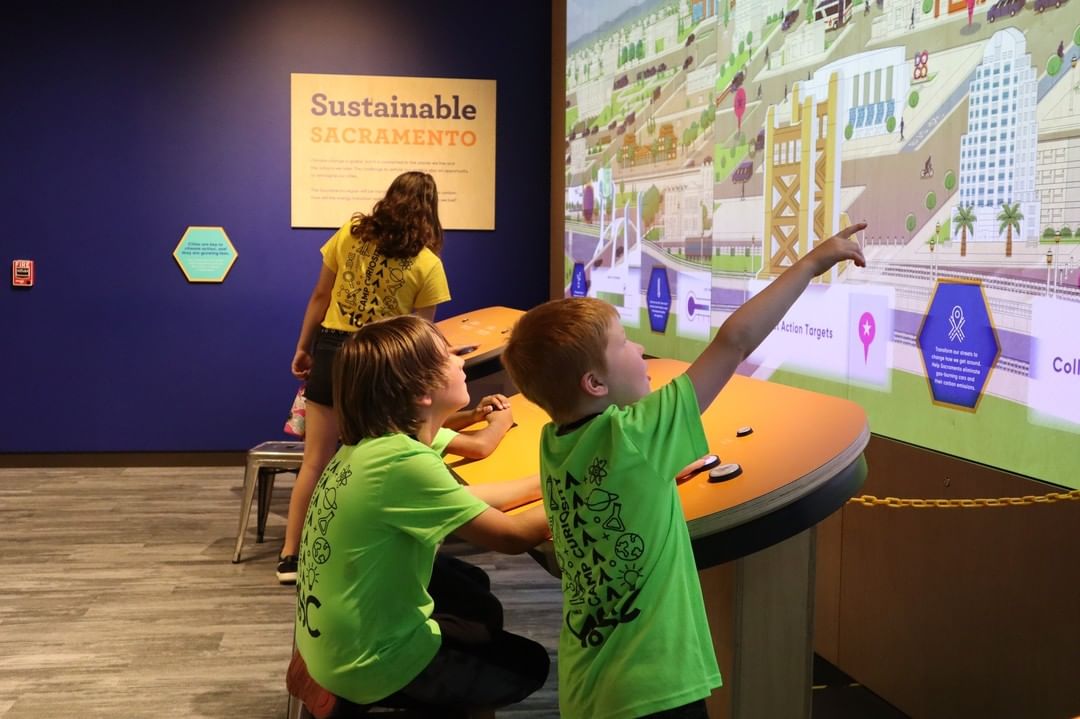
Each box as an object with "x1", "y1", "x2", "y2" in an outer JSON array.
[
  {"x1": 0, "y1": 466, "x2": 904, "y2": 719},
  {"x1": 0, "y1": 467, "x2": 562, "y2": 719}
]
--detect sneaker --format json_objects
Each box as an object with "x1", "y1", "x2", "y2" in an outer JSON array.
[{"x1": 277, "y1": 554, "x2": 298, "y2": 584}]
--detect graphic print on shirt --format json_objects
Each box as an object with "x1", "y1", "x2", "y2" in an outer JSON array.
[
  {"x1": 297, "y1": 456, "x2": 348, "y2": 639},
  {"x1": 547, "y1": 458, "x2": 646, "y2": 649},
  {"x1": 335, "y1": 241, "x2": 413, "y2": 328}
]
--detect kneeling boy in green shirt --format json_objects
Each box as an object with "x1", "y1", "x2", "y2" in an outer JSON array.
[{"x1": 290, "y1": 315, "x2": 551, "y2": 717}]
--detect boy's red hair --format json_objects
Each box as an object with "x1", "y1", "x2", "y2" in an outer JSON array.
[{"x1": 502, "y1": 298, "x2": 617, "y2": 422}]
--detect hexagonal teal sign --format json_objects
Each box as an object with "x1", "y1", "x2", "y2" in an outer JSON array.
[{"x1": 173, "y1": 226, "x2": 237, "y2": 283}]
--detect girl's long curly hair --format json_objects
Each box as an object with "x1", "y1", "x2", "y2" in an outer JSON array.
[{"x1": 350, "y1": 171, "x2": 443, "y2": 258}]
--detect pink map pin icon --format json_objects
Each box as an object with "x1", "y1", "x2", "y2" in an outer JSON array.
[{"x1": 858, "y1": 312, "x2": 876, "y2": 363}]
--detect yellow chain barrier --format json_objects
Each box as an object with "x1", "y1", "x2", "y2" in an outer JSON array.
[{"x1": 847, "y1": 489, "x2": 1080, "y2": 508}]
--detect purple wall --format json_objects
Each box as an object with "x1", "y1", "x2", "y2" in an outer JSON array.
[{"x1": 2, "y1": 1, "x2": 551, "y2": 453}]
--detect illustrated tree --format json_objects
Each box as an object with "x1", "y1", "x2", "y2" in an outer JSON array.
[
  {"x1": 954, "y1": 204, "x2": 976, "y2": 258},
  {"x1": 1047, "y1": 55, "x2": 1062, "y2": 77},
  {"x1": 641, "y1": 185, "x2": 662, "y2": 226},
  {"x1": 583, "y1": 184, "x2": 595, "y2": 224},
  {"x1": 997, "y1": 202, "x2": 1023, "y2": 258}
]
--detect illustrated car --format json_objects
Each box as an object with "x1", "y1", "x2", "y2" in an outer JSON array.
[
  {"x1": 987, "y1": 0, "x2": 1026, "y2": 21},
  {"x1": 782, "y1": 9, "x2": 800, "y2": 30}
]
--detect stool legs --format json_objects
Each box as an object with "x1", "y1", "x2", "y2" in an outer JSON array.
[
  {"x1": 232, "y1": 454, "x2": 260, "y2": 563},
  {"x1": 256, "y1": 468, "x2": 276, "y2": 544},
  {"x1": 287, "y1": 693, "x2": 306, "y2": 719}
]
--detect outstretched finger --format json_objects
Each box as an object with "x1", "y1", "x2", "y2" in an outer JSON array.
[{"x1": 836, "y1": 222, "x2": 867, "y2": 240}]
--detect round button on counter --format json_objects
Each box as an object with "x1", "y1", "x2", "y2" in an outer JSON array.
[{"x1": 708, "y1": 463, "x2": 743, "y2": 482}]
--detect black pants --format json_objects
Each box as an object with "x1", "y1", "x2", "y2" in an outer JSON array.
[
  {"x1": 643, "y1": 699, "x2": 709, "y2": 718},
  {"x1": 331, "y1": 555, "x2": 550, "y2": 718}
]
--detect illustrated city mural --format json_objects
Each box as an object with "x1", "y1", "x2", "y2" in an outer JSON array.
[{"x1": 564, "y1": 0, "x2": 1080, "y2": 487}]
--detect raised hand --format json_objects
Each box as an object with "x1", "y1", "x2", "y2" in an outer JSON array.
[{"x1": 806, "y1": 222, "x2": 867, "y2": 275}]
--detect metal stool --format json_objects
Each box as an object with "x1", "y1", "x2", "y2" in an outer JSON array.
[{"x1": 232, "y1": 440, "x2": 304, "y2": 563}]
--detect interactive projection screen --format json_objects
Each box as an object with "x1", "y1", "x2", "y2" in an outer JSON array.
[{"x1": 564, "y1": 0, "x2": 1080, "y2": 488}]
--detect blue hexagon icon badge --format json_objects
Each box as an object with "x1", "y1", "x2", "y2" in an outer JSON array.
[
  {"x1": 646, "y1": 266, "x2": 672, "y2": 333},
  {"x1": 570, "y1": 262, "x2": 588, "y2": 297},
  {"x1": 173, "y1": 226, "x2": 237, "y2": 283},
  {"x1": 916, "y1": 281, "x2": 1000, "y2": 410}
]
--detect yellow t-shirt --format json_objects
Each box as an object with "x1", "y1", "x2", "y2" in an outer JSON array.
[{"x1": 320, "y1": 223, "x2": 451, "y2": 331}]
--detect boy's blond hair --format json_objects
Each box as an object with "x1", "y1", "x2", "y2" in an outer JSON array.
[
  {"x1": 502, "y1": 297, "x2": 617, "y2": 421},
  {"x1": 333, "y1": 315, "x2": 448, "y2": 445}
]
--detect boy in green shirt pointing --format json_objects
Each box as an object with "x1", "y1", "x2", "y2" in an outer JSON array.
[{"x1": 502, "y1": 225, "x2": 866, "y2": 718}]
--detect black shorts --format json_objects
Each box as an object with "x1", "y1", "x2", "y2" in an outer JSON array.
[{"x1": 304, "y1": 328, "x2": 353, "y2": 407}]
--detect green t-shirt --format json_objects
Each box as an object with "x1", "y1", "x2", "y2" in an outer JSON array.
[
  {"x1": 540, "y1": 373, "x2": 721, "y2": 719},
  {"x1": 431, "y1": 427, "x2": 458, "y2": 455},
  {"x1": 295, "y1": 434, "x2": 489, "y2": 705}
]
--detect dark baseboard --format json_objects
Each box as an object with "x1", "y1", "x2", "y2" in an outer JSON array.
[{"x1": 0, "y1": 452, "x2": 246, "y2": 468}]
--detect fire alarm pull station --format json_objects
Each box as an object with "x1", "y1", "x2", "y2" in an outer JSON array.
[{"x1": 12, "y1": 260, "x2": 34, "y2": 287}]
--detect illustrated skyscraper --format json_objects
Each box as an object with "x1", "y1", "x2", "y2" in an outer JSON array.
[{"x1": 954, "y1": 28, "x2": 1039, "y2": 245}]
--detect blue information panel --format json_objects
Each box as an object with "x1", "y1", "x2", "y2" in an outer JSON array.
[
  {"x1": 917, "y1": 281, "x2": 1000, "y2": 410},
  {"x1": 647, "y1": 267, "x2": 672, "y2": 334},
  {"x1": 570, "y1": 263, "x2": 588, "y2": 297}
]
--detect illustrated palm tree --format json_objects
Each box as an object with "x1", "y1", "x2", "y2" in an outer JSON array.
[
  {"x1": 954, "y1": 205, "x2": 976, "y2": 258},
  {"x1": 997, "y1": 202, "x2": 1023, "y2": 258}
]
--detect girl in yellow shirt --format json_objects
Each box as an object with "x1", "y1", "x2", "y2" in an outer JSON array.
[{"x1": 279, "y1": 171, "x2": 451, "y2": 583}]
